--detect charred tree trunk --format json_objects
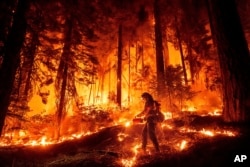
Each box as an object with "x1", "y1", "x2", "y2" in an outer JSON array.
[
  {"x1": 55, "y1": 17, "x2": 72, "y2": 137},
  {"x1": 163, "y1": 27, "x2": 170, "y2": 70},
  {"x1": 117, "y1": 24, "x2": 122, "y2": 108},
  {"x1": 207, "y1": 0, "x2": 250, "y2": 122},
  {"x1": 175, "y1": 16, "x2": 188, "y2": 85},
  {"x1": 154, "y1": 0, "x2": 165, "y2": 97},
  {"x1": 0, "y1": 0, "x2": 29, "y2": 136},
  {"x1": 187, "y1": 40, "x2": 194, "y2": 84},
  {"x1": 135, "y1": 43, "x2": 138, "y2": 73},
  {"x1": 140, "y1": 44, "x2": 144, "y2": 91}
]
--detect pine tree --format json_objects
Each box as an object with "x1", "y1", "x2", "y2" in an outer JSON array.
[{"x1": 0, "y1": 0, "x2": 30, "y2": 135}]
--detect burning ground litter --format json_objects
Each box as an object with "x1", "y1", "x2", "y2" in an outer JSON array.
[{"x1": 0, "y1": 109, "x2": 245, "y2": 167}]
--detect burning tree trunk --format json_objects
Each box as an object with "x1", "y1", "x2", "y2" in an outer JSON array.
[
  {"x1": 154, "y1": 0, "x2": 165, "y2": 97},
  {"x1": 117, "y1": 24, "x2": 122, "y2": 108},
  {"x1": 207, "y1": 0, "x2": 250, "y2": 122},
  {"x1": 0, "y1": 0, "x2": 29, "y2": 135}
]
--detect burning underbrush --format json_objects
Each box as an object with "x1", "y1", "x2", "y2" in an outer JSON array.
[{"x1": 0, "y1": 107, "x2": 248, "y2": 167}]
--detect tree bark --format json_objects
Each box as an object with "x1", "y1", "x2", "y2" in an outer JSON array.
[
  {"x1": 154, "y1": 0, "x2": 165, "y2": 97},
  {"x1": 0, "y1": 0, "x2": 29, "y2": 135},
  {"x1": 187, "y1": 39, "x2": 195, "y2": 84},
  {"x1": 175, "y1": 16, "x2": 188, "y2": 85},
  {"x1": 21, "y1": 31, "x2": 38, "y2": 100},
  {"x1": 207, "y1": 0, "x2": 250, "y2": 122},
  {"x1": 116, "y1": 24, "x2": 122, "y2": 107},
  {"x1": 55, "y1": 17, "x2": 72, "y2": 137}
]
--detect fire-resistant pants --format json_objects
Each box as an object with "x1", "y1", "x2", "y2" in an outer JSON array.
[{"x1": 142, "y1": 119, "x2": 160, "y2": 152}]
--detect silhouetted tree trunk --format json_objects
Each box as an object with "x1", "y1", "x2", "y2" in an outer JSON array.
[
  {"x1": 187, "y1": 40, "x2": 195, "y2": 84},
  {"x1": 175, "y1": 16, "x2": 188, "y2": 85},
  {"x1": 0, "y1": 0, "x2": 29, "y2": 136},
  {"x1": 55, "y1": 17, "x2": 72, "y2": 137},
  {"x1": 128, "y1": 41, "x2": 131, "y2": 105},
  {"x1": 20, "y1": 31, "x2": 38, "y2": 101},
  {"x1": 163, "y1": 28, "x2": 170, "y2": 70},
  {"x1": 0, "y1": 0, "x2": 14, "y2": 58},
  {"x1": 21, "y1": 6, "x2": 45, "y2": 101},
  {"x1": 154, "y1": 0, "x2": 165, "y2": 97},
  {"x1": 207, "y1": 0, "x2": 250, "y2": 122},
  {"x1": 117, "y1": 24, "x2": 122, "y2": 107}
]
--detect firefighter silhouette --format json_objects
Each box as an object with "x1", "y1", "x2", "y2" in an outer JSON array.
[{"x1": 136, "y1": 92, "x2": 160, "y2": 153}]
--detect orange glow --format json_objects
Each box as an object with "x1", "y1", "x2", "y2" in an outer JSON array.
[
  {"x1": 200, "y1": 129, "x2": 214, "y2": 137},
  {"x1": 0, "y1": 17, "x2": 230, "y2": 167},
  {"x1": 179, "y1": 127, "x2": 237, "y2": 137},
  {"x1": 178, "y1": 140, "x2": 187, "y2": 150},
  {"x1": 0, "y1": 109, "x2": 237, "y2": 147},
  {"x1": 124, "y1": 121, "x2": 132, "y2": 127},
  {"x1": 208, "y1": 109, "x2": 222, "y2": 116},
  {"x1": 161, "y1": 123, "x2": 173, "y2": 129},
  {"x1": 118, "y1": 132, "x2": 128, "y2": 142},
  {"x1": 120, "y1": 144, "x2": 140, "y2": 167},
  {"x1": 121, "y1": 157, "x2": 136, "y2": 167}
]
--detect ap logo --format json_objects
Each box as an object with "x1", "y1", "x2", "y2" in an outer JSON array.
[{"x1": 234, "y1": 155, "x2": 247, "y2": 162}]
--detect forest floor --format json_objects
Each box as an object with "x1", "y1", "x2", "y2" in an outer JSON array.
[{"x1": 0, "y1": 115, "x2": 249, "y2": 167}]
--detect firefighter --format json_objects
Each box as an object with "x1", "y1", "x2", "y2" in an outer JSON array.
[{"x1": 136, "y1": 92, "x2": 160, "y2": 153}]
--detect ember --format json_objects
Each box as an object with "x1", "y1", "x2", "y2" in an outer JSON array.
[{"x1": 120, "y1": 144, "x2": 140, "y2": 167}]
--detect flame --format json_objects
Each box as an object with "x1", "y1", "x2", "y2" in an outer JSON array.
[
  {"x1": 121, "y1": 157, "x2": 136, "y2": 167},
  {"x1": 124, "y1": 121, "x2": 131, "y2": 127},
  {"x1": 0, "y1": 127, "x2": 97, "y2": 147},
  {"x1": 0, "y1": 115, "x2": 237, "y2": 148},
  {"x1": 208, "y1": 109, "x2": 222, "y2": 116},
  {"x1": 161, "y1": 123, "x2": 173, "y2": 129},
  {"x1": 200, "y1": 129, "x2": 214, "y2": 137},
  {"x1": 118, "y1": 132, "x2": 128, "y2": 142},
  {"x1": 182, "y1": 106, "x2": 197, "y2": 112},
  {"x1": 163, "y1": 111, "x2": 173, "y2": 120},
  {"x1": 179, "y1": 140, "x2": 187, "y2": 150},
  {"x1": 132, "y1": 144, "x2": 141, "y2": 155},
  {"x1": 120, "y1": 144, "x2": 140, "y2": 167},
  {"x1": 179, "y1": 127, "x2": 237, "y2": 137}
]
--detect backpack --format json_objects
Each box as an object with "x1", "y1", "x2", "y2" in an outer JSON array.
[{"x1": 154, "y1": 101, "x2": 165, "y2": 122}]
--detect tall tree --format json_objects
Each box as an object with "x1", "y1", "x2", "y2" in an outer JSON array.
[
  {"x1": 97, "y1": 0, "x2": 141, "y2": 107},
  {"x1": 0, "y1": 0, "x2": 15, "y2": 59},
  {"x1": 154, "y1": 0, "x2": 165, "y2": 97},
  {"x1": 116, "y1": 24, "x2": 122, "y2": 107},
  {"x1": 54, "y1": 0, "x2": 99, "y2": 136},
  {"x1": 207, "y1": 0, "x2": 250, "y2": 122},
  {"x1": 6, "y1": 5, "x2": 43, "y2": 119},
  {"x1": 174, "y1": 15, "x2": 188, "y2": 85},
  {"x1": 55, "y1": 15, "x2": 72, "y2": 137},
  {"x1": 0, "y1": 0, "x2": 30, "y2": 135},
  {"x1": 178, "y1": 0, "x2": 210, "y2": 85},
  {"x1": 18, "y1": 2, "x2": 44, "y2": 103}
]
